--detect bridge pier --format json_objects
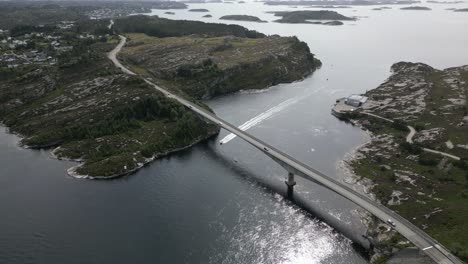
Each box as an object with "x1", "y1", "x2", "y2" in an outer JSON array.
[{"x1": 285, "y1": 172, "x2": 296, "y2": 198}]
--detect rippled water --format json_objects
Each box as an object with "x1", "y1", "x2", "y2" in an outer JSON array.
[{"x1": 1, "y1": 2, "x2": 467, "y2": 263}]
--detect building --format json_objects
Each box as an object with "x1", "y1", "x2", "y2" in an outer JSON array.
[{"x1": 345, "y1": 94, "x2": 368, "y2": 107}]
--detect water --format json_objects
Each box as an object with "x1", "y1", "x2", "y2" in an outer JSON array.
[{"x1": 1, "y1": 2, "x2": 468, "y2": 263}]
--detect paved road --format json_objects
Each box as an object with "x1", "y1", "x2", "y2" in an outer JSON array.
[
  {"x1": 407, "y1": 125, "x2": 416, "y2": 144},
  {"x1": 361, "y1": 111, "x2": 460, "y2": 161},
  {"x1": 109, "y1": 36, "x2": 463, "y2": 264}
]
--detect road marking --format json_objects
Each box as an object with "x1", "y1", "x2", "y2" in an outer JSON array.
[{"x1": 423, "y1": 246, "x2": 433, "y2": 251}]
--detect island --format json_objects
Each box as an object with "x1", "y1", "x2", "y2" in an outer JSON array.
[
  {"x1": 372, "y1": 6, "x2": 392, "y2": 10},
  {"x1": 271, "y1": 10, "x2": 354, "y2": 23},
  {"x1": 0, "y1": 11, "x2": 321, "y2": 179},
  {"x1": 202, "y1": 14, "x2": 213, "y2": 17},
  {"x1": 400, "y1": 6, "x2": 432, "y2": 10},
  {"x1": 333, "y1": 62, "x2": 468, "y2": 262},
  {"x1": 428, "y1": 0, "x2": 464, "y2": 3},
  {"x1": 164, "y1": 12, "x2": 175, "y2": 15},
  {"x1": 264, "y1": 0, "x2": 420, "y2": 6},
  {"x1": 454, "y1": 8, "x2": 468, "y2": 12},
  {"x1": 308, "y1": 5, "x2": 352, "y2": 8},
  {"x1": 219, "y1": 15, "x2": 267, "y2": 23},
  {"x1": 188, "y1": 8, "x2": 210, "y2": 12}
]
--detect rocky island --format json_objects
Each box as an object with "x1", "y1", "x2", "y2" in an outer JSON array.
[
  {"x1": 219, "y1": 15, "x2": 267, "y2": 23},
  {"x1": 271, "y1": 10, "x2": 354, "y2": 24},
  {"x1": 400, "y1": 6, "x2": 432, "y2": 10},
  {"x1": 188, "y1": 8, "x2": 210, "y2": 12},
  {"x1": 0, "y1": 14, "x2": 320, "y2": 179},
  {"x1": 335, "y1": 62, "x2": 468, "y2": 262}
]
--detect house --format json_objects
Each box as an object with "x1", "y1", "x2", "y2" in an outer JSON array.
[{"x1": 345, "y1": 94, "x2": 368, "y2": 107}]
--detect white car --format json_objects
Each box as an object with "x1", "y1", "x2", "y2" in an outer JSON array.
[{"x1": 387, "y1": 219, "x2": 396, "y2": 227}]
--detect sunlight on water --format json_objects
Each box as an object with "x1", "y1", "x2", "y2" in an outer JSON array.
[{"x1": 210, "y1": 194, "x2": 351, "y2": 264}]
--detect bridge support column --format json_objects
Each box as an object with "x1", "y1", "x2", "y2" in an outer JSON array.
[{"x1": 285, "y1": 172, "x2": 296, "y2": 198}]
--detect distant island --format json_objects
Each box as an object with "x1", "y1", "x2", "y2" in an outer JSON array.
[
  {"x1": 188, "y1": 8, "x2": 210, "y2": 12},
  {"x1": 308, "y1": 5, "x2": 352, "y2": 8},
  {"x1": 264, "y1": 0, "x2": 420, "y2": 6},
  {"x1": 219, "y1": 15, "x2": 267, "y2": 22},
  {"x1": 164, "y1": 12, "x2": 175, "y2": 15},
  {"x1": 271, "y1": 10, "x2": 354, "y2": 23},
  {"x1": 203, "y1": 14, "x2": 213, "y2": 17},
  {"x1": 428, "y1": 0, "x2": 464, "y2": 3},
  {"x1": 400, "y1": 6, "x2": 432, "y2": 10},
  {"x1": 372, "y1": 6, "x2": 392, "y2": 10},
  {"x1": 454, "y1": 8, "x2": 468, "y2": 12}
]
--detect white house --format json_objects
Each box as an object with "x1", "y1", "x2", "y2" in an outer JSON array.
[{"x1": 345, "y1": 94, "x2": 368, "y2": 107}]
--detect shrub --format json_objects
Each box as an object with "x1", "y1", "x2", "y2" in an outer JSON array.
[
  {"x1": 391, "y1": 120, "x2": 409, "y2": 132},
  {"x1": 418, "y1": 156, "x2": 438, "y2": 166},
  {"x1": 399, "y1": 142, "x2": 422, "y2": 154}
]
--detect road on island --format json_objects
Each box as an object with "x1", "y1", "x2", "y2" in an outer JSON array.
[
  {"x1": 361, "y1": 111, "x2": 460, "y2": 161},
  {"x1": 108, "y1": 35, "x2": 463, "y2": 264}
]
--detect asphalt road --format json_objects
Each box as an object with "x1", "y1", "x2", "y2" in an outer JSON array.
[{"x1": 110, "y1": 36, "x2": 463, "y2": 264}]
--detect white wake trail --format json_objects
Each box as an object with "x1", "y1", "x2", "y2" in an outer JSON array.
[{"x1": 219, "y1": 88, "x2": 323, "y2": 145}]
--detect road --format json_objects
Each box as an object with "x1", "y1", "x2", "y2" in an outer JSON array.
[
  {"x1": 109, "y1": 36, "x2": 463, "y2": 264},
  {"x1": 362, "y1": 111, "x2": 460, "y2": 161},
  {"x1": 407, "y1": 125, "x2": 416, "y2": 144}
]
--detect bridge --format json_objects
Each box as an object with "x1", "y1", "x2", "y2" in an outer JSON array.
[{"x1": 110, "y1": 35, "x2": 463, "y2": 264}]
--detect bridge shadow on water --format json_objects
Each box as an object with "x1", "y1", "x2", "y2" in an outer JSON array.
[
  {"x1": 118, "y1": 136, "x2": 371, "y2": 259},
  {"x1": 196, "y1": 139, "x2": 372, "y2": 260}
]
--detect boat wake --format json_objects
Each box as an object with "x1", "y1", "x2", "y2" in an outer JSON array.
[{"x1": 219, "y1": 87, "x2": 324, "y2": 145}]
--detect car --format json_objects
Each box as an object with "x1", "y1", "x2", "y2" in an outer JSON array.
[
  {"x1": 218, "y1": 122, "x2": 223, "y2": 125},
  {"x1": 188, "y1": 105, "x2": 193, "y2": 109},
  {"x1": 263, "y1": 147, "x2": 269, "y2": 152},
  {"x1": 387, "y1": 219, "x2": 396, "y2": 227}
]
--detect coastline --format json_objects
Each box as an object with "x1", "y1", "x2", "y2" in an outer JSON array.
[
  {"x1": 66, "y1": 130, "x2": 219, "y2": 180},
  {"x1": 336, "y1": 118, "x2": 404, "y2": 263},
  {"x1": 1, "y1": 121, "x2": 219, "y2": 180}
]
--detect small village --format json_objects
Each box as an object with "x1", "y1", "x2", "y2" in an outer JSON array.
[{"x1": 0, "y1": 21, "x2": 109, "y2": 69}]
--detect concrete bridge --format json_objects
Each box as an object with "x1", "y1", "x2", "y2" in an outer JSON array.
[{"x1": 110, "y1": 35, "x2": 463, "y2": 264}]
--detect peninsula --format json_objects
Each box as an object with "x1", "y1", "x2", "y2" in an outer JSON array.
[
  {"x1": 334, "y1": 62, "x2": 468, "y2": 262},
  {"x1": 116, "y1": 15, "x2": 321, "y2": 99},
  {"x1": 0, "y1": 11, "x2": 320, "y2": 178}
]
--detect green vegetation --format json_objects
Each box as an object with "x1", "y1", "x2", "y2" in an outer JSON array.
[
  {"x1": 119, "y1": 32, "x2": 320, "y2": 99},
  {"x1": 114, "y1": 15, "x2": 265, "y2": 38},
  {"x1": 1, "y1": 3, "x2": 319, "y2": 178},
  {"x1": 348, "y1": 62, "x2": 468, "y2": 261},
  {"x1": 0, "y1": 22, "x2": 218, "y2": 178}
]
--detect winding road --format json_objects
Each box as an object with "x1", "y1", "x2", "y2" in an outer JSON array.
[
  {"x1": 361, "y1": 111, "x2": 460, "y2": 161},
  {"x1": 108, "y1": 35, "x2": 463, "y2": 264}
]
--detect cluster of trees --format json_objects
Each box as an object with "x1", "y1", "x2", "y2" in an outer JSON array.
[
  {"x1": 114, "y1": 15, "x2": 265, "y2": 39},
  {"x1": 0, "y1": 2, "x2": 86, "y2": 30},
  {"x1": 63, "y1": 96, "x2": 191, "y2": 141}
]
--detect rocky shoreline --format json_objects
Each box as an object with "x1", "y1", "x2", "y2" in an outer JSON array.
[
  {"x1": 66, "y1": 130, "x2": 219, "y2": 179},
  {"x1": 336, "y1": 62, "x2": 468, "y2": 263}
]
